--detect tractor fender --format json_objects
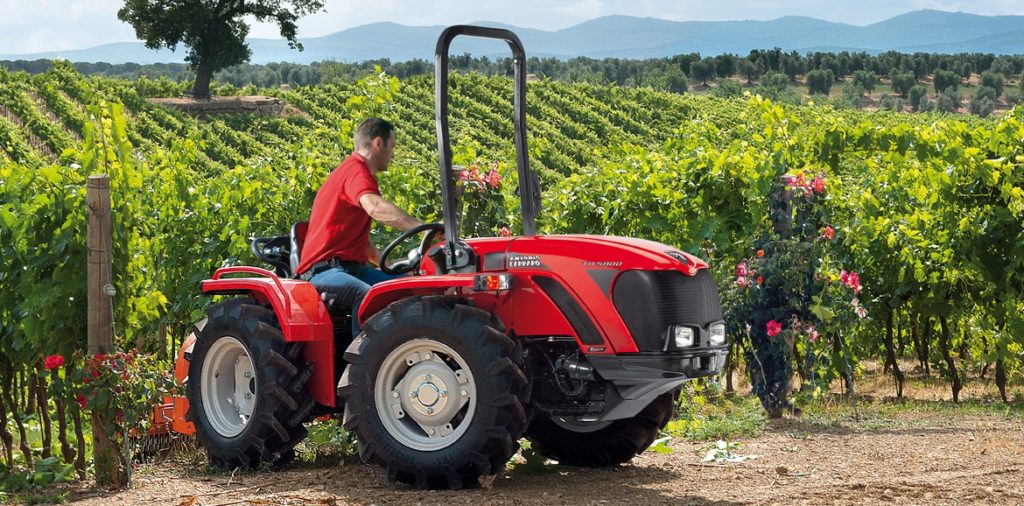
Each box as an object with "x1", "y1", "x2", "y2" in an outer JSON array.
[
  {"x1": 357, "y1": 274, "x2": 477, "y2": 323},
  {"x1": 200, "y1": 266, "x2": 336, "y2": 407}
]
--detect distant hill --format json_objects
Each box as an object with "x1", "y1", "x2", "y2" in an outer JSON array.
[{"x1": 2, "y1": 10, "x2": 1022, "y2": 65}]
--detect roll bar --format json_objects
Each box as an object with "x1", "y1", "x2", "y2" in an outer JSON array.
[{"x1": 435, "y1": 25, "x2": 539, "y2": 271}]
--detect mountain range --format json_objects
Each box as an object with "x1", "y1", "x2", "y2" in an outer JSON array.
[{"x1": 2, "y1": 10, "x2": 1022, "y2": 65}]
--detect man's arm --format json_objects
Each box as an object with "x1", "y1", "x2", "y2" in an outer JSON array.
[{"x1": 359, "y1": 193, "x2": 423, "y2": 231}]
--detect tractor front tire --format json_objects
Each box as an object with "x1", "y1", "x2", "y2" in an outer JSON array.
[
  {"x1": 188, "y1": 298, "x2": 314, "y2": 470},
  {"x1": 339, "y1": 297, "x2": 528, "y2": 489},
  {"x1": 525, "y1": 392, "x2": 675, "y2": 467}
]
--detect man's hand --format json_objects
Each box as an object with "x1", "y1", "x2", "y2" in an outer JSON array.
[{"x1": 359, "y1": 193, "x2": 423, "y2": 231}]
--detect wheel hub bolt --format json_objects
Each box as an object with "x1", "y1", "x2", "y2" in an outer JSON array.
[
  {"x1": 426, "y1": 407, "x2": 434, "y2": 414},
  {"x1": 244, "y1": 393, "x2": 252, "y2": 399},
  {"x1": 439, "y1": 390, "x2": 448, "y2": 398},
  {"x1": 429, "y1": 428, "x2": 436, "y2": 435},
  {"x1": 392, "y1": 390, "x2": 399, "y2": 398},
  {"x1": 461, "y1": 390, "x2": 468, "y2": 397},
  {"x1": 410, "y1": 391, "x2": 418, "y2": 398},
  {"x1": 424, "y1": 353, "x2": 432, "y2": 360},
  {"x1": 424, "y1": 373, "x2": 432, "y2": 381},
  {"x1": 244, "y1": 371, "x2": 252, "y2": 378}
]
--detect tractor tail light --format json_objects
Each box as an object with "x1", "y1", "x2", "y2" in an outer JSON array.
[{"x1": 474, "y1": 273, "x2": 513, "y2": 291}]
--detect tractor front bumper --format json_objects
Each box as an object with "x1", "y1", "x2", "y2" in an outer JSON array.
[{"x1": 585, "y1": 346, "x2": 729, "y2": 421}]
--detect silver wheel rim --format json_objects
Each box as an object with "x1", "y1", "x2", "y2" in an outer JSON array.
[
  {"x1": 201, "y1": 336, "x2": 256, "y2": 438},
  {"x1": 375, "y1": 338, "x2": 477, "y2": 451},
  {"x1": 552, "y1": 417, "x2": 611, "y2": 433}
]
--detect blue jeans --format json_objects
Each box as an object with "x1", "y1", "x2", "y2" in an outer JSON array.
[{"x1": 309, "y1": 264, "x2": 400, "y2": 336}]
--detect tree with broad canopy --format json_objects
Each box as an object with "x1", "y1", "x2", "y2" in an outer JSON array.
[{"x1": 118, "y1": 0, "x2": 325, "y2": 99}]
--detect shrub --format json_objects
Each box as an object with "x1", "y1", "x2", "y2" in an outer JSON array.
[
  {"x1": 933, "y1": 68, "x2": 959, "y2": 94},
  {"x1": 837, "y1": 84, "x2": 865, "y2": 109},
  {"x1": 712, "y1": 79, "x2": 743, "y2": 98},
  {"x1": 879, "y1": 94, "x2": 904, "y2": 112},
  {"x1": 805, "y1": 69, "x2": 835, "y2": 95},
  {"x1": 969, "y1": 95, "x2": 995, "y2": 117},
  {"x1": 851, "y1": 70, "x2": 878, "y2": 93},
  {"x1": 890, "y1": 71, "x2": 917, "y2": 98},
  {"x1": 760, "y1": 71, "x2": 790, "y2": 90},
  {"x1": 935, "y1": 88, "x2": 962, "y2": 113},
  {"x1": 989, "y1": 57, "x2": 1018, "y2": 79},
  {"x1": 665, "y1": 66, "x2": 688, "y2": 94},
  {"x1": 980, "y1": 71, "x2": 1004, "y2": 97},
  {"x1": 975, "y1": 86, "x2": 998, "y2": 103},
  {"x1": 908, "y1": 85, "x2": 929, "y2": 111}
]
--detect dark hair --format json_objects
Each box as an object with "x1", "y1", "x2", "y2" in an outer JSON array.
[{"x1": 354, "y1": 118, "x2": 395, "y2": 149}]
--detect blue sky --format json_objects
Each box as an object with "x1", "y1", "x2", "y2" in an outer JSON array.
[{"x1": 2, "y1": 0, "x2": 1022, "y2": 54}]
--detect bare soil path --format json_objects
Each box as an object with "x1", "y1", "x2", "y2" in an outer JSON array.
[{"x1": 66, "y1": 408, "x2": 1023, "y2": 506}]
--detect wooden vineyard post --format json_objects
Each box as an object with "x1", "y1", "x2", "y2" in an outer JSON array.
[
  {"x1": 87, "y1": 175, "x2": 113, "y2": 356},
  {"x1": 86, "y1": 174, "x2": 126, "y2": 487}
]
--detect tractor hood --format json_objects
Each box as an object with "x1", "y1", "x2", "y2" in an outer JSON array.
[{"x1": 468, "y1": 234, "x2": 708, "y2": 275}]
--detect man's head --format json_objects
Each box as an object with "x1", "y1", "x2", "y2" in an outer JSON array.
[{"x1": 354, "y1": 118, "x2": 396, "y2": 173}]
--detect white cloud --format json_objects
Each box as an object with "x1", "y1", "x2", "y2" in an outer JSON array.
[{"x1": 558, "y1": 0, "x2": 608, "y2": 22}]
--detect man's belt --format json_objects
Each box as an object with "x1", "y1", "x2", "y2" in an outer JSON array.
[{"x1": 298, "y1": 258, "x2": 364, "y2": 281}]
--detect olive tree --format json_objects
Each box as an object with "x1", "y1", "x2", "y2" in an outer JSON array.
[{"x1": 118, "y1": 0, "x2": 325, "y2": 98}]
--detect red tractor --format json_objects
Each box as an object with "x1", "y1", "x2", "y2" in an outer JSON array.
[{"x1": 170, "y1": 25, "x2": 726, "y2": 489}]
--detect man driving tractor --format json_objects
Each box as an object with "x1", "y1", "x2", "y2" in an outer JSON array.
[{"x1": 296, "y1": 118, "x2": 426, "y2": 334}]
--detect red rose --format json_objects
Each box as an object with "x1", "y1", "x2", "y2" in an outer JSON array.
[
  {"x1": 766, "y1": 320, "x2": 783, "y2": 337},
  {"x1": 76, "y1": 394, "x2": 87, "y2": 409},
  {"x1": 757, "y1": 249, "x2": 765, "y2": 258},
  {"x1": 821, "y1": 226, "x2": 835, "y2": 241},
  {"x1": 44, "y1": 355, "x2": 65, "y2": 370},
  {"x1": 757, "y1": 276, "x2": 763, "y2": 284}
]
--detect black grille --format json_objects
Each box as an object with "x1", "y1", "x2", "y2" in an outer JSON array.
[{"x1": 612, "y1": 269, "x2": 723, "y2": 352}]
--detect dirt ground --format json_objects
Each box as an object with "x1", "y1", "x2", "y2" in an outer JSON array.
[
  {"x1": 59, "y1": 359, "x2": 1024, "y2": 506},
  {"x1": 59, "y1": 408, "x2": 1021, "y2": 506}
]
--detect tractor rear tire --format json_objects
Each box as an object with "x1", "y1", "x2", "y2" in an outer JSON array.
[
  {"x1": 338, "y1": 296, "x2": 528, "y2": 489},
  {"x1": 188, "y1": 298, "x2": 314, "y2": 470},
  {"x1": 525, "y1": 392, "x2": 675, "y2": 467}
]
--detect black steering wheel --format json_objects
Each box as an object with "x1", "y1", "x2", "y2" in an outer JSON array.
[{"x1": 379, "y1": 223, "x2": 445, "y2": 275}]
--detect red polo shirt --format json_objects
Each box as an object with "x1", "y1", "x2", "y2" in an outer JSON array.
[{"x1": 297, "y1": 153, "x2": 380, "y2": 274}]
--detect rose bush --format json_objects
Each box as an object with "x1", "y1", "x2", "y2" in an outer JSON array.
[
  {"x1": 722, "y1": 171, "x2": 867, "y2": 413},
  {"x1": 48, "y1": 349, "x2": 175, "y2": 487}
]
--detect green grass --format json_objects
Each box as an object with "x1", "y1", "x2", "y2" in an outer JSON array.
[
  {"x1": 663, "y1": 376, "x2": 1024, "y2": 445},
  {"x1": 669, "y1": 391, "x2": 769, "y2": 442}
]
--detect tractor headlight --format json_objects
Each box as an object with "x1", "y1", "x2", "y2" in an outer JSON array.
[
  {"x1": 709, "y1": 322, "x2": 726, "y2": 346},
  {"x1": 672, "y1": 326, "x2": 695, "y2": 348}
]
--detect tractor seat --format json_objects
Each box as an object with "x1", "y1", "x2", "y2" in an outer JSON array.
[
  {"x1": 290, "y1": 221, "x2": 309, "y2": 279},
  {"x1": 291, "y1": 220, "x2": 356, "y2": 320}
]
